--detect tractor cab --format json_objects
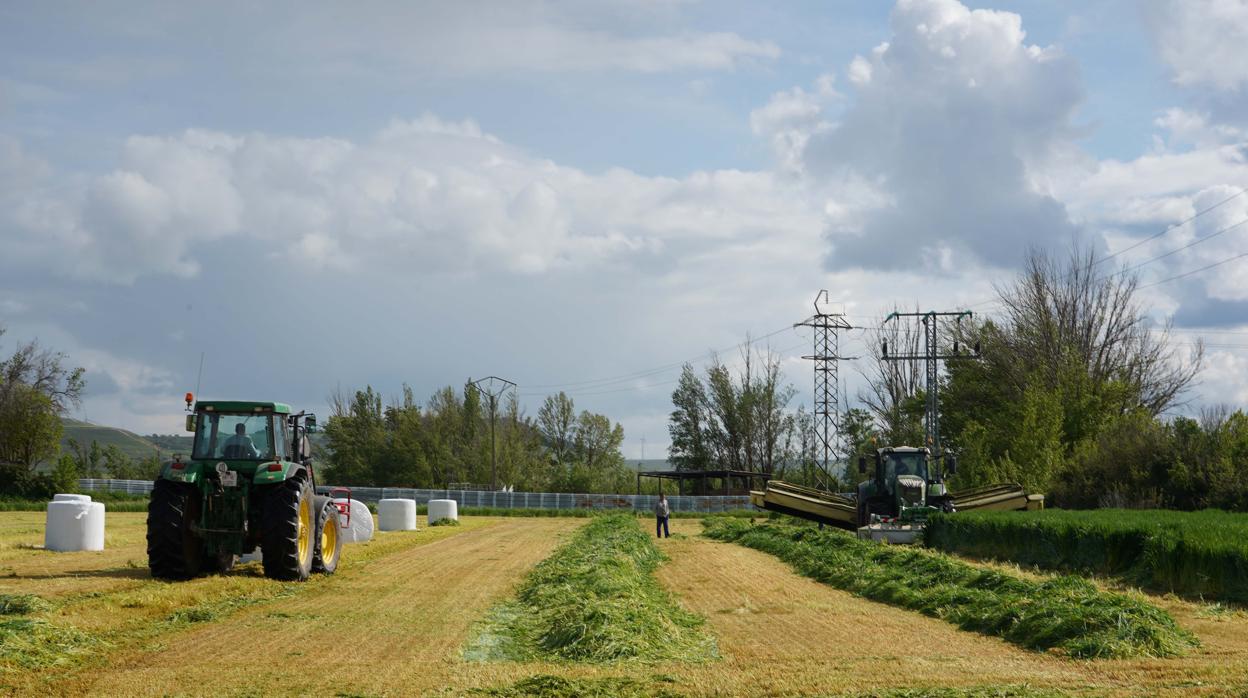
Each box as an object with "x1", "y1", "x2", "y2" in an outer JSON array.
[
  {"x1": 149, "y1": 395, "x2": 337, "y2": 583},
  {"x1": 192, "y1": 410, "x2": 288, "y2": 462},
  {"x1": 856, "y1": 446, "x2": 956, "y2": 525},
  {"x1": 880, "y1": 449, "x2": 928, "y2": 496}
]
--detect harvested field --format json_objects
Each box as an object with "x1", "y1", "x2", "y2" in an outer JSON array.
[
  {"x1": 2, "y1": 512, "x2": 1248, "y2": 696},
  {"x1": 702, "y1": 518, "x2": 1197, "y2": 658}
]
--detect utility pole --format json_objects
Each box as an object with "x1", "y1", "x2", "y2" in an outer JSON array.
[
  {"x1": 880, "y1": 310, "x2": 978, "y2": 454},
  {"x1": 796, "y1": 290, "x2": 855, "y2": 491},
  {"x1": 469, "y1": 376, "x2": 516, "y2": 491}
]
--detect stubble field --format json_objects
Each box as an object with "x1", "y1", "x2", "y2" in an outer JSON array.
[{"x1": 1, "y1": 512, "x2": 1247, "y2": 697}]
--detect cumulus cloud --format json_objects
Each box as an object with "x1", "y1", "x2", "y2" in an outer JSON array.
[
  {"x1": 766, "y1": 0, "x2": 1085, "y2": 271},
  {"x1": 0, "y1": 114, "x2": 825, "y2": 284},
  {"x1": 749, "y1": 74, "x2": 839, "y2": 175},
  {"x1": 1053, "y1": 101, "x2": 1248, "y2": 304},
  {"x1": 1145, "y1": 0, "x2": 1248, "y2": 92}
]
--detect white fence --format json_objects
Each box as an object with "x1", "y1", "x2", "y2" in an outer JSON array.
[{"x1": 77, "y1": 479, "x2": 758, "y2": 513}]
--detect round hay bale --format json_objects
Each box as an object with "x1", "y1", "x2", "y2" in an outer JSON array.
[
  {"x1": 53, "y1": 493, "x2": 92, "y2": 502},
  {"x1": 332, "y1": 497, "x2": 374, "y2": 543},
  {"x1": 377, "y1": 498, "x2": 417, "y2": 531},
  {"x1": 427, "y1": 499, "x2": 458, "y2": 525},
  {"x1": 45, "y1": 500, "x2": 105, "y2": 552}
]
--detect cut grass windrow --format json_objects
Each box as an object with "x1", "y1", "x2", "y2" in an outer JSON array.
[
  {"x1": 471, "y1": 674, "x2": 683, "y2": 697},
  {"x1": 924, "y1": 509, "x2": 1248, "y2": 604},
  {"x1": 466, "y1": 513, "x2": 717, "y2": 663},
  {"x1": 702, "y1": 517, "x2": 1198, "y2": 659}
]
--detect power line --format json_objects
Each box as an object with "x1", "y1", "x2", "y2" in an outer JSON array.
[
  {"x1": 1094, "y1": 187, "x2": 1248, "y2": 267},
  {"x1": 1116, "y1": 217, "x2": 1248, "y2": 278},
  {"x1": 1139, "y1": 250, "x2": 1248, "y2": 290}
]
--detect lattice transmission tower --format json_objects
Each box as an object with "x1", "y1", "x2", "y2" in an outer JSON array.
[
  {"x1": 880, "y1": 310, "x2": 977, "y2": 454},
  {"x1": 795, "y1": 291, "x2": 854, "y2": 491}
]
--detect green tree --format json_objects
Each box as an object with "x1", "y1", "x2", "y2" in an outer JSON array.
[
  {"x1": 0, "y1": 384, "x2": 62, "y2": 467},
  {"x1": 667, "y1": 346, "x2": 797, "y2": 476},
  {"x1": 668, "y1": 365, "x2": 714, "y2": 472},
  {"x1": 50, "y1": 454, "x2": 80, "y2": 493}
]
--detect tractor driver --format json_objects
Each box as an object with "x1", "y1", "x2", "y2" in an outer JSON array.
[{"x1": 223, "y1": 422, "x2": 259, "y2": 458}]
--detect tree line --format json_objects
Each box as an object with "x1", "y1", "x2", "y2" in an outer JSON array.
[
  {"x1": 846, "y1": 246, "x2": 1245, "y2": 510},
  {"x1": 667, "y1": 244, "x2": 1248, "y2": 511},
  {"x1": 322, "y1": 384, "x2": 639, "y2": 493}
]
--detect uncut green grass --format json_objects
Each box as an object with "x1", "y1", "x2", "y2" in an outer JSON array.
[
  {"x1": 703, "y1": 518, "x2": 1197, "y2": 659},
  {"x1": 466, "y1": 513, "x2": 717, "y2": 664},
  {"x1": 924, "y1": 509, "x2": 1248, "y2": 604}
]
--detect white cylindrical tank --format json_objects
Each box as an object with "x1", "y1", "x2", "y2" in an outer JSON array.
[
  {"x1": 377, "y1": 498, "x2": 417, "y2": 531},
  {"x1": 45, "y1": 500, "x2": 106, "y2": 552},
  {"x1": 53, "y1": 493, "x2": 92, "y2": 502},
  {"x1": 427, "y1": 499, "x2": 458, "y2": 525},
  {"x1": 333, "y1": 498, "x2": 375, "y2": 543}
]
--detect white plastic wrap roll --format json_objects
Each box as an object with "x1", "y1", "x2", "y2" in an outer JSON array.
[
  {"x1": 45, "y1": 500, "x2": 105, "y2": 552},
  {"x1": 427, "y1": 499, "x2": 458, "y2": 525},
  {"x1": 332, "y1": 498, "x2": 375, "y2": 543},
  {"x1": 239, "y1": 548, "x2": 263, "y2": 564},
  {"x1": 53, "y1": 493, "x2": 92, "y2": 502},
  {"x1": 377, "y1": 498, "x2": 417, "y2": 531}
]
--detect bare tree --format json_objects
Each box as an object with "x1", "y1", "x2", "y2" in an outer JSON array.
[
  {"x1": 856, "y1": 306, "x2": 926, "y2": 445},
  {"x1": 992, "y1": 245, "x2": 1203, "y2": 415},
  {"x1": 0, "y1": 326, "x2": 85, "y2": 415}
]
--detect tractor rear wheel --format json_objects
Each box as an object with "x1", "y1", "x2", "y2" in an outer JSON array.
[
  {"x1": 260, "y1": 471, "x2": 315, "y2": 581},
  {"x1": 147, "y1": 479, "x2": 204, "y2": 580},
  {"x1": 312, "y1": 496, "x2": 343, "y2": 574}
]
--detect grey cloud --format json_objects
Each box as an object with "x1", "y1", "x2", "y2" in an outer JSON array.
[{"x1": 783, "y1": 0, "x2": 1085, "y2": 270}]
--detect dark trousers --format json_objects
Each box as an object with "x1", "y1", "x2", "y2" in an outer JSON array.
[{"x1": 656, "y1": 515, "x2": 670, "y2": 538}]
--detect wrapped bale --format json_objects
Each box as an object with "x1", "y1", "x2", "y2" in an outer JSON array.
[
  {"x1": 45, "y1": 500, "x2": 105, "y2": 552},
  {"x1": 378, "y1": 498, "x2": 417, "y2": 531},
  {"x1": 427, "y1": 499, "x2": 458, "y2": 525},
  {"x1": 333, "y1": 497, "x2": 374, "y2": 543}
]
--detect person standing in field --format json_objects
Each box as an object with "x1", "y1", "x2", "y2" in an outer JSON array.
[{"x1": 654, "y1": 493, "x2": 671, "y2": 538}]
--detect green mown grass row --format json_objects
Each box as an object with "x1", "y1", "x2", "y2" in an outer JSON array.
[
  {"x1": 465, "y1": 513, "x2": 717, "y2": 664},
  {"x1": 924, "y1": 509, "x2": 1248, "y2": 604},
  {"x1": 703, "y1": 518, "x2": 1197, "y2": 659}
]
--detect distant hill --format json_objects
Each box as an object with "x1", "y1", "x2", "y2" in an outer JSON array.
[{"x1": 60, "y1": 419, "x2": 166, "y2": 462}]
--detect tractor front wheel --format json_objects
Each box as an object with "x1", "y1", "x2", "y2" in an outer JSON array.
[
  {"x1": 260, "y1": 472, "x2": 315, "y2": 581},
  {"x1": 312, "y1": 496, "x2": 343, "y2": 574},
  {"x1": 147, "y1": 479, "x2": 204, "y2": 580}
]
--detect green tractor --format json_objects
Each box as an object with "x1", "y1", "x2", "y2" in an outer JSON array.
[
  {"x1": 855, "y1": 446, "x2": 956, "y2": 528},
  {"x1": 146, "y1": 395, "x2": 343, "y2": 581}
]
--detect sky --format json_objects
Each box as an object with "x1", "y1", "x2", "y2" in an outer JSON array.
[{"x1": 2, "y1": 0, "x2": 1248, "y2": 459}]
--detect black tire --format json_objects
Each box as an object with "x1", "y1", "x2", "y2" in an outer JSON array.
[
  {"x1": 312, "y1": 496, "x2": 343, "y2": 574},
  {"x1": 260, "y1": 471, "x2": 315, "y2": 581},
  {"x1": 147, "y1": 479, "x2": 204, "y2": 580}
]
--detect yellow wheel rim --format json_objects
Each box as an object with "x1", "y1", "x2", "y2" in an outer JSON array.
[
  {"x1": 321, "y1": 511, "x2": 337, "y2": 565},
  {"x1": 297, "y1": 497, "x2": 312, "y2": 565}
]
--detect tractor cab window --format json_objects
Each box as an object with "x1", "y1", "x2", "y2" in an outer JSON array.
[
  {"x1": 193, "y1": 412, "x2": 276, "y2": 460},
  {"x1": 273, "y1": 416, "x2": 290, "y2": 460},
  {"x1": 882, "y1": 452, "x2": 928, "y2": 492}
]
